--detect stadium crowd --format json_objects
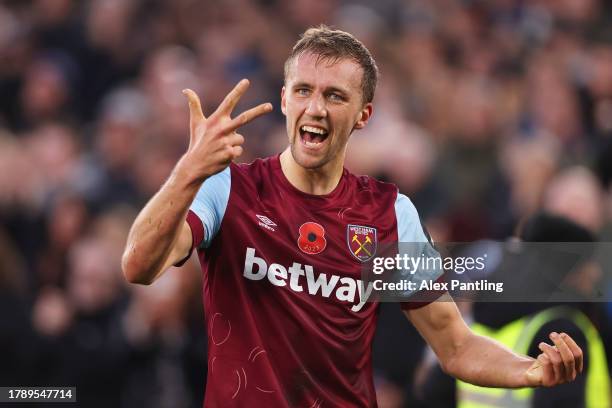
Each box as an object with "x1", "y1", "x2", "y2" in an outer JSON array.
[{"x1": 0, "y1": 0, "x2": 611, "y2": 407}]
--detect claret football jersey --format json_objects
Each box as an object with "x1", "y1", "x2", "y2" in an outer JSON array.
[{"x1": 183, "y1": 155, "x2": 439, "y2": 407}]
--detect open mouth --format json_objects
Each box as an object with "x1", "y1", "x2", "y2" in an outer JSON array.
[{"x1": 299, "y1": 125, "x2": 329, "y2": 148}]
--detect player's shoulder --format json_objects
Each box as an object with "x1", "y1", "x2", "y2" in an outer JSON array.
[
  {"x1": 232, "y1": 155, "x2": 276, "y2": 171},
  {"x1": 342, "y1": 170, "x2": 400, "y2": 219},
  {"x1": 229, "y1": 155, "x2": 275, "y2": 180},
  {"x1": 226, "y1": 156, "x2": 280, "y2": 199},
  {"x1": 345, "y1": 169, "x2": 399, "y2": 197},
  {"x1": 345, "y1": 170, "x2": 424, "y2": 228},
  {"x1": 231, "y1": 156, "x2": 265, "y2": 171}
]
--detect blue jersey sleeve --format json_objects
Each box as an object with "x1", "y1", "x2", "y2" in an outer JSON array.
[
  {"x1": 189, "y1": 167, "x2": 231, "y2": 248},
  {"x1": 395, "y1": 192, "x2": 444, "y2": 306},
  {"x1": 395, "y1": 192, "x2": 432, "y2": 244}
]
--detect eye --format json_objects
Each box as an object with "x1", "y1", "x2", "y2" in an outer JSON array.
[
  {"x1": 328, "y1": 93, "x2": 345, "y2": 102},
  {"x1": 296, "y1": 88, "x2": 310, "y2": 96}
]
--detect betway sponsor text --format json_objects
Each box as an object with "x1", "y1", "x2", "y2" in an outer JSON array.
[{"x1": 243, "y1": 248, "x2": 373, "y2": 312}]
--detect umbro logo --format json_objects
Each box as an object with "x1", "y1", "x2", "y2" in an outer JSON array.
[{"x1": 256, "y1": 214, "x2": 277, "y2": 231}]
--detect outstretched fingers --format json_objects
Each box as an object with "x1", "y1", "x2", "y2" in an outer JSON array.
[
  {"x1": 226, "y1": 102, "x2": 274, "y2": 132},
  {"x1": 217, "y1": 79, "x2": 251, "y2": 116},
  {"x1": 181, "y1": 80, "x2": 270, "y2": 172},
  {"x1": 212, "y1": 79, "x2": 273, "y2": 132},
  {"x1": 182, "y1": 89, "x2": 206, "y2": 143}
]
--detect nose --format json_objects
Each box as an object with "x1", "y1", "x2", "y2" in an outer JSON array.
[{"x1": 305, "y1": 93, "x2": 327, "y2": 118}]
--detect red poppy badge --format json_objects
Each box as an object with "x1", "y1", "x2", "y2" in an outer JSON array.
[{"x1": 297, "y1": 222, "x2": 327, "y2": 255}]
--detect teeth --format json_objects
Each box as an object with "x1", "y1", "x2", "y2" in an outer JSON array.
[
  {"x1": 304, "y1": 140, "x2": 321, "y2": 147},
  {"x1": 301, "y1": 125, "x2": 327, "y2": 135}
]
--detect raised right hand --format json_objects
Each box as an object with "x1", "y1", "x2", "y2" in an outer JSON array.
[{"x1": 181, "y1": 79, "x2": 272, "y2": 180}]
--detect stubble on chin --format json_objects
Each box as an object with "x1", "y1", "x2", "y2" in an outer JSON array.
[{"x1": 290, "y1": 142, "x2": 328, "y2": 170}]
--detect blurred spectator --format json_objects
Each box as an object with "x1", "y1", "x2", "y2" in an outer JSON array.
[
  {"x1": 543, "y1": 165, "x2": 605, "y2": 233},
  {"x1": 122, "y1": 262, "x2": 205, "y2": 408},
  {"x1": 86, "y1": 86, "x2": 149, "y2": 208},
  {"x1": 32, "y1": 235, "x2": 130, "y2": 407},
  {"x1": 0, "y1": 228, "x2": 36, "y2": 386},
  {"x1": 36, "y1": 190, "x2": 89, "y2": 288}
]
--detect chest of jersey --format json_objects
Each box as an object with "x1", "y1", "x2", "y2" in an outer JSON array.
[
  {"x1": 192, "y1": 160, "x2": 402, "y2": 407},
  {"x1": 209, "y1": 168, "x2": 398, "y2": 314}
]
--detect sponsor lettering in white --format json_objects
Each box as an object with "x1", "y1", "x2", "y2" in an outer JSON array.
[
  {"x1": 288, "y1": 263, "x2": 304, "y2": 292},
  {"x1": 243, "y1": 247, "x2": 373, "y2": 312}
]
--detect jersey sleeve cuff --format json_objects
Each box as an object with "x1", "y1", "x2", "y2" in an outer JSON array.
[
  {"x1": 399, "y1": 275, "x2": 448, "y2": 310},
  {"x1": 173, "y1": 210, "x2": 204, "y2": 267}
]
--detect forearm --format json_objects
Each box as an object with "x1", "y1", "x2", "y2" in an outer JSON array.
[
  {"x1": 446, "y1": 332, "x2": 534, "y2": 388},
  {"x1": 122, "y1": 156, "x2": 203, "y2": 284},
  {"x1": 122, "y1": 81, "x2": 271, "y2": 283},
  {"x1": 409, "y1": 301, "x2": 584, "y2": 390}
]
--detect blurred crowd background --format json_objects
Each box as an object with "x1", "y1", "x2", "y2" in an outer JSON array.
[{"x1": 1, "y1": 0, "x2": 612, "y2": 407}]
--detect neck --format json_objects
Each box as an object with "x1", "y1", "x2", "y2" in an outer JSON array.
[{"x1": 279, "y1": 148, "x2": 344, "y2": 195}]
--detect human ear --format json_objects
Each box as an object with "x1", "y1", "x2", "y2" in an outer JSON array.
[
  {"x1": 354, "y1": 103, "x2": 373, "y2": 129},
  {"x1": 281, "y1": 86, "x2": 287, "y2": 116}
]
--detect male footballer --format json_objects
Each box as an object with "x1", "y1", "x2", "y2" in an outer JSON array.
[{"x1": 122, "y1": 26, "x2": 583, "y2": 407}]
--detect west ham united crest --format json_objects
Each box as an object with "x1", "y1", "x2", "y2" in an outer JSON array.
[{"x1": 347, "y1": 224, "x2": 377, "y2": 262}]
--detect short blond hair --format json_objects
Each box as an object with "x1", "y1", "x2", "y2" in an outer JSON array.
[{"x1": 284, "y1": 25, "x2": 379, "y2": 104}]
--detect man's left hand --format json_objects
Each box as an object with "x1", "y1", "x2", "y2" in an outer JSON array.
[{"x1": 526, "y1": 332, "x2": 584, "y2": 387}]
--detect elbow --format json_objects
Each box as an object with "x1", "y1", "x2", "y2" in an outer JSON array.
[
  {"x1": 121, "y1": 251, "x2": 154, "y2": 285},
  {"x1": 439, "y1": 331, "x2": 478, "y2": 379},
  {"x1": 440, "y1": 355, "x2": 459, "y2": 378},
  {"x1": 438, "y1": 334, "x2": 471, "y2": 378}
]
